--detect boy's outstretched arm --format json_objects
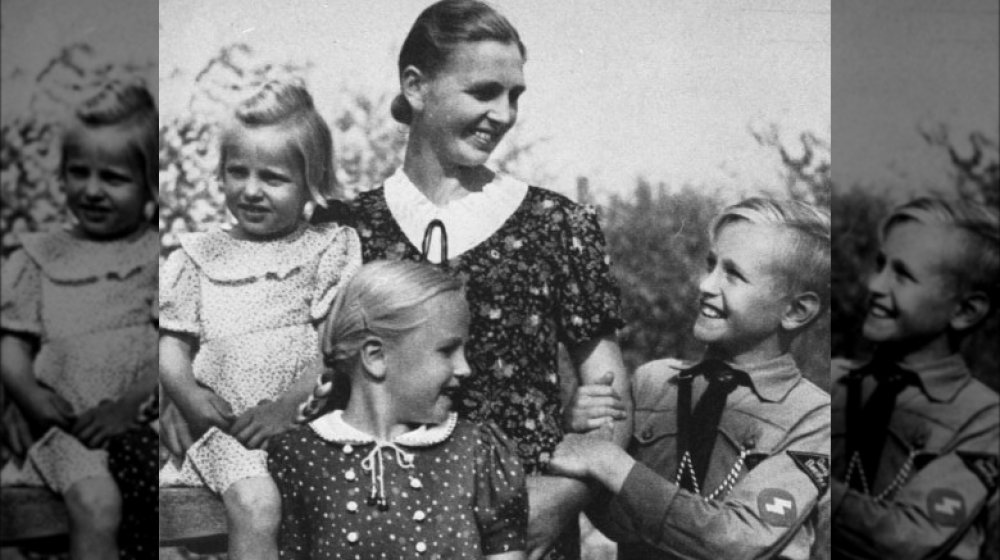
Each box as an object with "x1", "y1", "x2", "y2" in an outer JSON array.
[
  {"x1": 831, "y1": 408, "x2": 999, "y2": 560},
  {"x1": 553, "y1": 404, "x2": 830, "y2": 560}
]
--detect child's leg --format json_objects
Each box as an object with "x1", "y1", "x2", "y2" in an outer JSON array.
[
  {"x1": 64, "y1": 475, "x2": 121, "y2": 560},
  {"x1": 223, "y1": 475, "x2": 281, "y2": 560}
]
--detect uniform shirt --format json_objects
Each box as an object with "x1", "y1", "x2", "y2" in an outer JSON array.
[
  {"x1": 831, "y1": 354, "x2": 1000, "y2": 560},
  {"x1": 592, "y1": 354, "x2": 831, "y2": 560}
]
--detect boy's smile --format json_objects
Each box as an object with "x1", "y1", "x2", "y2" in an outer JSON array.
[{"x1": 694, "y1": 222, "x2": 793, "y2": 364}]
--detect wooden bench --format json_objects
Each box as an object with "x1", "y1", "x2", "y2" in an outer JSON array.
[
  {"x1": 159, "y1": 486, "x2": 228, "y2": 552},
  {"x1": 0, "y1": 487, "x2": 69, "y2": 551}
]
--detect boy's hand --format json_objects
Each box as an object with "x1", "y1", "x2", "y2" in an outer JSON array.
[
  {"x1": 564, "y1": 371, "x2": 626, "y2": 433},
  {"x1": 1, "y1": 403, "x2": 34, "y2": 458},
  {"x1": 20, "y1": 387, "x2": 75, "y2": 438},
  {"x1": 230, "y1": 398, "x2": 299, "y2": 450},
  {"x1": 178, "y1": 387, "x2": 235, "y2": 440},
  {"x1": 549, "y1": 431, "x2": 633, "y2": 493},
  {"x1": 72, "y1": 399, "x2": 139, "y2": 448}
]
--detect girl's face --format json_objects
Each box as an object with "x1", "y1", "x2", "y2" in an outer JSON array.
[
  {"x1": 222, "y1": 125, "x2": 309, "y2": 240},
  {"x1": 63, "y1": 126, "x2": 149, "y2": 240},
  {"x1": 384, "y1": 291, "x2": 472, "y2": 426},
  {"x1": 411, "y1": 40, "x2": 526, "y2": 170}
]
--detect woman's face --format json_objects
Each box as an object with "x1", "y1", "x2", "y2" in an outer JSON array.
[
  {"x1": 411, "y1": 40, "x2": 526, "y2": 170},
  {"x1": 63, "y1": 126, "x2": 149, "y2": 240}
]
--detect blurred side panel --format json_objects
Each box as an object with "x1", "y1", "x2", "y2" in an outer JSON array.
[
  {"x1": 831, "y1": 1, "x2": 999, "y2": 559},
  {"x1": 1, "y1": 0, "x2": 158, "y2": 559}
]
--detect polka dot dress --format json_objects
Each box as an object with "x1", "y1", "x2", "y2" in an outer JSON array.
[
  {"x1": 158, "y1": 223, "x2": 361, "y2": 494},
  {"x1": 269, "y1": 412, "x2": 527, "y2": 559},
  {"x1": 107, "y1": 425, "x2": 158, "y2": 560}
]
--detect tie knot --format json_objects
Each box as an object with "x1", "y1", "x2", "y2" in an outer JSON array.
[
  {"x1": 682, "y1": 359, "x2": 748, "y2": 389},
  {"x1": 874, "y1": 364, "x2": 918, "y2": 390}
]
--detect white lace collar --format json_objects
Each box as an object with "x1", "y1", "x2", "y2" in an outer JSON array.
[
  {"x1": 383, "y1": 168, "x2": 529, "y2": 263},
  {"x1": 309, "y1": 410, "x2": 457, "y2": 447}
]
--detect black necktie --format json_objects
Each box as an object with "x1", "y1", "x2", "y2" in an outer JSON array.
[
  {"x1": 846, "y1": 360, "x2": 919, "y2": 490},
  {"x1": 676, "y1": 360, "x2": 750, "y2": 492}
]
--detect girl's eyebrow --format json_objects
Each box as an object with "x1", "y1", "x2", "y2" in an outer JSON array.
[
  {"x1": 437, "y1": 336, "x2": 464, "y2": 349},
  {"x1": 721, "y1": 257, "x2": 749, "y2": 281}
]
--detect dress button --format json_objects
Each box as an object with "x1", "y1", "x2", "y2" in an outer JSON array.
[
  {"x1": 346, "y1": 532, "x2": 359, "y2": 544},
  {"x1": 415, "y1": 542, "x2": 427, "y2": 553},
  {"x1": 346, "y1": 501, "x2": 358, "y2": 513},
  {"x1": 345, "y1": 468, "x2": 357, "y2": 481},
  {"x1": 413, "y1": 510, "x2": 426, "y2": 522},
  {"x1": 410, "y1": 477, "x2": 423, "y2": 489},
  {"x1": 343, "y1": 444, "x2": 354, "y2": 454}
]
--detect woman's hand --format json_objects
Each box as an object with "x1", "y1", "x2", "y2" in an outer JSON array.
[
  {"x1": 72, "y1": 398, "x2": 139, "y2": 448},
  {"x1": 176, "y1": 386, "x2": 235, "y2": 441},
  {"x1": 564, "y1": 371, "x2": 627, "y2": 433},
  {"x1": 19, "y1": 386, "x2": 75, "y2": 438},
  {"x1": 230, "y1": 398, "x2": 299, "y2": 450}
]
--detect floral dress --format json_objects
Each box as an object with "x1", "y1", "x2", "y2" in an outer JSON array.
[
  {"x1": 351, "y1": 175, "x2": 624, "y2": 559},
  {"x1": 0, "y1": 228, "x2": 158, "y2": 493},
  {"x1": 269, "y1": 411, "x2": 527, "y2": 559},
  {"x1": 158, "y1": 223, "x2": 361, "y2": 494}
]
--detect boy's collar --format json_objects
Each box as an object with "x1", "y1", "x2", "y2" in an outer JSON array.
[
  {"x1": 309, "y1": 410, "x2": 458, "y2": 447},
  {"x1": 674, "y1": 353, "x2": 801, "y2": 402},
  {"x1": 848, "y1": 353, "x2": 970, "y2": 403}
]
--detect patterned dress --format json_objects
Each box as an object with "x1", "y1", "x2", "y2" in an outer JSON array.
[
  {"x1": 352, "y1": 181, "x2": 624, "y2": 559},
  {"x1": 270, "y1": 411, "x2": 527, "y2": 559},
  {"x1": 0, "y1": 228, "x2": 158, "y2": 493},
  {"x1": 158, "y1": 223, "x2": 361, "y2": 494}
]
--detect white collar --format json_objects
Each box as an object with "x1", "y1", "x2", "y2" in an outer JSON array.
[
  {"x1": 308, "y1": 410, "x2": 457, "y2": 447},
  {"x1": 383, "y1": 168, "x2": 528, "y2": 263}
]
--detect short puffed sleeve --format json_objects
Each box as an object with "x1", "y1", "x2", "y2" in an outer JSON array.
[
  {"x1": 554, "y1": 200, "x2": 624, "y2": 345},
  {"x1": 473, "y1": 421, "x2": 528, "y2": 556},
  {"x1": 309, "y1": 226, "x2": 363, "y2": 321},
  {"x1": 159, "y1": 247, "x2": 201, "y2": 336},
  {"x1": 0, "y1": 249, "x2": 43, "y2": 337}
]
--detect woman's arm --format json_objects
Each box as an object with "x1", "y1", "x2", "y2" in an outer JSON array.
[{"x1": 526, "y1": 335, "x2": 632, "y2": 560}]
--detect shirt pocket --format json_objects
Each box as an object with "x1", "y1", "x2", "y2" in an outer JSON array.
[{"x1": 629, "y1": 410, "x2": 679, "y2": 476}]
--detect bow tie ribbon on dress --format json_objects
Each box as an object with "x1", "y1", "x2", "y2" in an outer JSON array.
[{"x1": 360, "y1": 441, "x2": 416, "y2": 511}]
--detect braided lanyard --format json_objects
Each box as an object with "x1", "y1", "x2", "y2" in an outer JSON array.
[{"x1": 421, "y1": 219, "x2": 449, "y2": 268}]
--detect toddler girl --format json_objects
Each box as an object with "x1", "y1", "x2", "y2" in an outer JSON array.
[
  {"x1": 158, "y1": 80, "x2": 361, "y2": 560},
  {"x1": 272, "y1": 260, "x2": 527, "y2": 560},
  {"x1": 0, "y1": 79, "x2": 159, "y2": 560}
]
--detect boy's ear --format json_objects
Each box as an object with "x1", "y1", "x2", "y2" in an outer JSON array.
[
  {"x1": 359, "y1": 337, "x2": 387, "y2": 381},
  {"x1": 951, "y1": 290, "x2": 991, "y2": 332},
  {"x1": 400, "y1": 65, "x2": 428, "y2": 114},
  {"x1": 781, "y1": 291, "x2": 822, "y2": 331}
]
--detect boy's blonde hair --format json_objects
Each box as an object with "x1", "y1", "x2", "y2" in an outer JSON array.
[
  {"x1": 711, "y1": 197, "x2": 832, "y2": 310},
  {"x1": 62, "y1": 78, "x2": 158, "y2": 203},
  {"x1": 881, "y1": 197, "x2": 1000, "y2": 309},
  {"x1": 297, "y1": 260, "x2": 464, "y2": 421},
  {"x1": 219, "y1": 80, "x2": 335, "y2": 207}
]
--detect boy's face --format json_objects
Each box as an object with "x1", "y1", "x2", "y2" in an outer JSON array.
[
  {"x1": 694, "y1": 221, "x2": 792, "y2": 360},
  {"x1": 863, "y1": 221, "x2": 963, "y2": 346}
]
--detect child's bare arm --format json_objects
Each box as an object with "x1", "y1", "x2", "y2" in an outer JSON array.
[
  {"x1": 72, "y1": 355, "x2": 159, "y2": 447},
  {"x1": 160, "y1": 332, "x2": 234, "y2": 439},
  {"x1": 486, "y1": 551, "x2": 526, "y2": 560},
  {"x1": 230, "y1": 361, "x2": 319, "y2": 449},
  {"x1": 0, "y1": 333, "x2": 73, "y2": 437}
]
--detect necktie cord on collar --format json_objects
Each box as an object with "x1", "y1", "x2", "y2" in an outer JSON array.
[{"x1": 421, "y1": 219, "x2": 449, "y2": 268}]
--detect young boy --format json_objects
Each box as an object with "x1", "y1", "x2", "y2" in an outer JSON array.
[
  {"x1": 829, "y1": 197, "x2": 999, "y2": 559},
  {"x1": 550, "y1": 197, "x2": 831, "y2": 559}
]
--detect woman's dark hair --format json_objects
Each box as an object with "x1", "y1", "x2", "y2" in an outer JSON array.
[{"x1": 391, "y1": 0, "x2": 526, "y2": 124}]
